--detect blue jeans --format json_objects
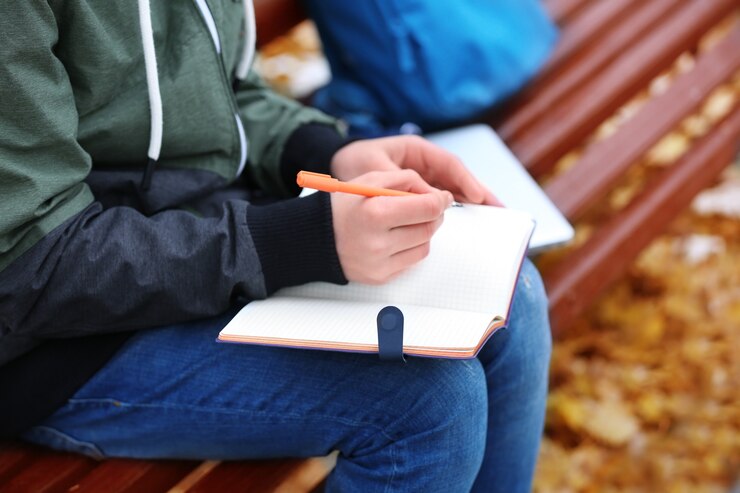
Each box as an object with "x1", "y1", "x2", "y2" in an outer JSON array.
[{"x1": 24, "y1": 259, "x2": 551, "y2": 492}]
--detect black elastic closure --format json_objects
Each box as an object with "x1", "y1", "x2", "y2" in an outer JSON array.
[
  {"x1": 377, "y1": 306, "x2": 405, "y2": 362},
  {"x1": 141, "y1": 158, "x2": 156, "y2": 191}
]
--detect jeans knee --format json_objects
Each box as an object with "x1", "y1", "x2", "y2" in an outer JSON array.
[
  {"x1": 387, "y1": 359, "x2": 488, "y2": 476},
  {"x1": 478, "y1": 259, "x2": 552, "y2": 394},
  {"x1": 425, "y1": 358, "x2": 488, "y2": 432},
  {"x1": 518, "y1": 259, "x2": 549, "y2": 318},
  {"x1": 331, "y1": 360, "x2": 488, "y2": 492},
  {"x1": 514, "y1": 259, "x2": 552, "y2": 362}
]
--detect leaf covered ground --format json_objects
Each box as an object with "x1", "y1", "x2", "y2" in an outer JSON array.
[{"x1": 534, "y1": 166, "x2": 740, "y2": 493}]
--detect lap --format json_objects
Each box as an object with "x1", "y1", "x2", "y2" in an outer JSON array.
[
  {"x1": 25, "y1": 259, "x2": 550, "y2": 462},
  {"x1": 25, "y1": 311, "x2": 486, "y2": 460}
]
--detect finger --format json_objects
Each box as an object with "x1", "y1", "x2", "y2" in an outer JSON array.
[
  {"x1": 442, "y1": 168, "x2": 489, "y2": 204},
  {"x1": 403, "y1": 137, "x2": 492, "y2": 204},
  {"x1": 382, "y1": 241, "x2": 433, "y2": 281},
  {"x1": 484, "y1": 191, "x2": 505, "y2": 207},
  {"x1": 387, "y1": 216, "x2": 444, "y2": 255},
  {"x1": 370, "y1": 190, "x2": 452, "y2": 228}
]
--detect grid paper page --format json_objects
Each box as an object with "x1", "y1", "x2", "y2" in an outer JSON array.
[
  {"x1": 221, "y1": 298, "x2": 496, "y2": 350},
  {"x1": 276, "y1": 204, "x2": 533, "y2": 316}
]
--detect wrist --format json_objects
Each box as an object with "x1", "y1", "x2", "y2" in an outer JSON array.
[
  {"x1": 247, "y1": 192, "x2": 347, "y2": 295},
  {"x1": 280, "y1": 124, "x2": 351, "y2": 195}
]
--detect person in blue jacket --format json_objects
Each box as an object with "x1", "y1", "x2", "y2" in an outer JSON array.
[{"x1": 305, "y1": 0, "x2": 558, "y2": 137}]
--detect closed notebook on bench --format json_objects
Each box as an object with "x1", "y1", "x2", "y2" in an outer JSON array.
[
  {"x1": 426, "y1": 124, "x2": 574, "y2": 253},
  {"x1": 219, "y1": 205, "x2": 534, "y2": 359}
]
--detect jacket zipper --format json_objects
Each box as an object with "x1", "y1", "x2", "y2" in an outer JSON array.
[{"x1": 193, "y1": 0, "x2": 248, "y2": 177}]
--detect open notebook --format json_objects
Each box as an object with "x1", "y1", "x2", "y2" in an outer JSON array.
[
  {"x1": 219, "y1": 205, "x2": 534, "y2": 359},
  {"x1": 426, "y1": 124, "x2": 574, "y2": 253}
]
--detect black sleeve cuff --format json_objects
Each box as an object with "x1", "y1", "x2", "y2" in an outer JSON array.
[
  {"x1": 247, "y1": 191, "x2": 348, "y2": 295},
  {"x1": 279, "y1": 123, "x2": 351, "y2": 195}
]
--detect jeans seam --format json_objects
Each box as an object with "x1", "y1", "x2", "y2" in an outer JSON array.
[
  {"x1": 66, "y1": 396, "x2": 403, "y2": 484},
  {"x1": 67, "y1": 396, "x2": 399, "y2": 440},
  {"x1": 384, "y1": 436, "x2": 399, "y2": 493}
]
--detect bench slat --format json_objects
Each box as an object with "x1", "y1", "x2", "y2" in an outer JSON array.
[
  {"x1": 0, "y1": 444, "x2": 34, "y2": 485},
  {"x1": 253, "y1": 0, "x2": 307, "y2": 48},
  {"x1": 547, "y1": 26, "x2": 740, "y2": 221},
  {"x1": 508, "y1": 0, "x2": 737, "y2": 177},
  {"x1": 0, "y1": 448, "x2": 96, "y2": 493},
  {"x1": 497, "y1": 0, "x2": 684, "y2": 145},
  {"x1": 543, "y1": 0, "x2": 592, "y2": 26},
  {"x1": 66, "y1": 458, "x2": 197, "y2": 493},
  {"x1": 540, "y1": 0, "x2": 643, "y2": 83},
  {"x1": 185, "y1": 458, "x2": 307, "y2": 492},
  {"x1": 545, "y1": 105, "x2": 740, "y2": 334}
]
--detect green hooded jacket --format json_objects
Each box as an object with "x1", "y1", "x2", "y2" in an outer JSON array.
[
  {"x1": 0, "y1": 1, "x2": 348, "y2": 369},
  {"x1": 0, "y1": 0, "x2": 340, "y2": 272},
  {"x1": 0, "y1": 0, "x2": 352, "y2": 436}
]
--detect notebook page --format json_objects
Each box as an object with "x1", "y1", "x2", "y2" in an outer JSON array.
[
  {"x1": 276, "y1": 205, "x2": 533, "y2": 317},
  {"x1": 220, "y1": 297, "x2": 496, "y2": 350}
]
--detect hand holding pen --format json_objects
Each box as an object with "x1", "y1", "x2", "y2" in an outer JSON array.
[{"x1": 308, "y1": 169, "x2": 453, "y2": 285}]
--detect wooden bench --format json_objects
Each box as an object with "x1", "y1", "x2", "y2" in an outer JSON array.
[{"x1": 2, "y1": 0, "x2": 738, "y2": 490}]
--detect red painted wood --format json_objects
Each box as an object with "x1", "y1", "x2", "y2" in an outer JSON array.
[
  {"x1": 0, "y1": 444, "x2": 34, "y2": 485},
  {"x1": 253, "y1": 0, "x2": 307, "y2": 48},
  {"x1": 67, "y1": 458, "x2": 198, "y2": 493},
  {"x1": 545, "y1": 106, "x2": 740, "y2": 334},
  {"x1": 540, "y1": 0, "x2": 643, "y2": 84},
  {"x1": 543, "y1": 0, "x2": 592, "y2": 26},
  {"x1": 547, "y1": 26, "x2": 740, "y2": 221},
  {"x1": 186, "y1": 458, "x2": 305, "y2": 492},
  {"x1": 508, "y1": 0, "x2": 737, "y2": 177},
  {"x1": 0, "y1": 449, "x2": 96, "y2": 493},
  {"x1": 497, "y1": 0, "x2": 685, "y2": 145}
]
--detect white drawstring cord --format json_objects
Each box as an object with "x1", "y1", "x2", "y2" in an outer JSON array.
[
  {"x1": 236, "y1": 0, "x2": 256, "y2": 80},
  {"x1": 233, "y1": 0, "x2": 255, "y2": 175},
  {"x1": 137, "y1": 0, "x2": 163, "y2": 190},
  {"x1": 194, "y1": 0, "x2": 222, "y2": 53},
  {"x1": 137, "y1": 0, "x2": 253, "y2": 188}
]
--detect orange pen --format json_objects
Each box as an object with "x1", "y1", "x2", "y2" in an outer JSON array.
[{"x1": 297, "y1": 171, "x2": 416, "y2": 198}]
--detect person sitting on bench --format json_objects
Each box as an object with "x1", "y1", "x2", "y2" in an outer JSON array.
[{"x1": 0, "y1": 2, "x2": 551, "y2": 491}]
